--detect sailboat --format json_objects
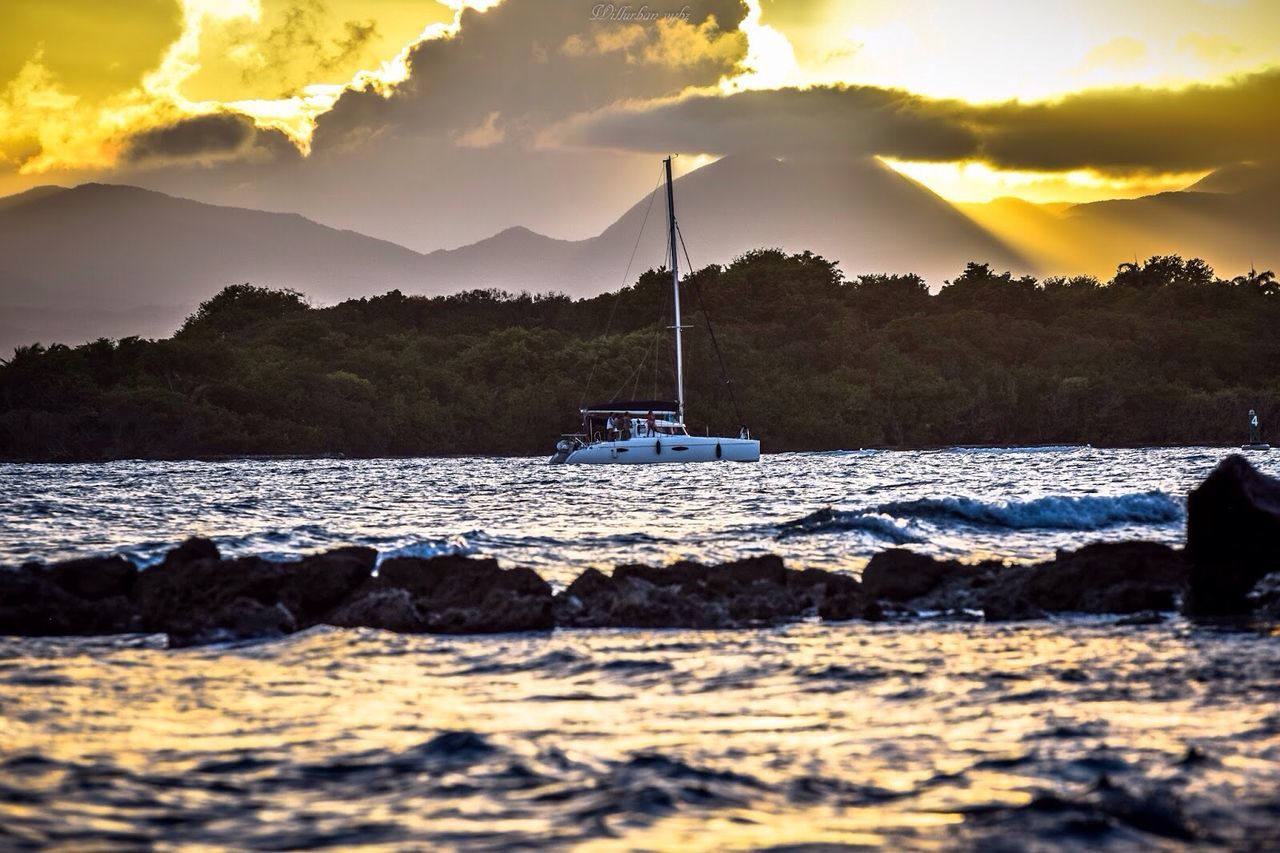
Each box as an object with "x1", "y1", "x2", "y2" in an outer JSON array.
[{"x1": 549, "y1": 157, "x2": 761, "y2": 465}]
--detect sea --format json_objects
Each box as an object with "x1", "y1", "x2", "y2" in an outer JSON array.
[{"x1": 2, "y1": 446, "x2": 1278, "y2": 849}]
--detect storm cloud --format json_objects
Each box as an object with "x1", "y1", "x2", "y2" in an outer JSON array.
[
  {"x1": 563, "y1": 67, "x2": 1280, "y2": 174},
  {"x1": 124, "y1": 113, "x2": 299, "y2": 166}
]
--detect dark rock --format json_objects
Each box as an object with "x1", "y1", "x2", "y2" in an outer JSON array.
[
  {"x1": 0, "y1": 566, "x2": 139, "y2": 635},
  {"x1": 162, "y1": 536, "x2": 221, "y2": 567},
  {"x1": 1030, "y1": 542, "x2": 1186, "y2": 613},
  {"x1": 982, "y1": 542, "x2": 1186, "y2": 621},
  {"x1": 327, "y1": 588, "x2": 426, "y2": 632},
  {"x1": 1186, "y1": 455, "x2": 1280, "y2": 615},
  {"x1": 331, "y1": 555, "x2": 553, "y2": 634},
  {"x1": 168, "y1": 597, "x2": 296, "y2": 648},
  {"x1": 556, "y1": 557, "x2": 863, "y2": 628},
  {"x1": 279, "y1": 546, "x2": 375, "y2": 627},
  {"x1": 134, "y1": 552, "x2": 285, "y2": 639},
  {"x1": 816, "y1": 573, "x2": 878, "y2": 621},
  {"x1": 44, "y1": 555, "x2": 137, "y2": 600},
  {"x1": 860, "y1": 548, "x2": 955, "y2": 601}
]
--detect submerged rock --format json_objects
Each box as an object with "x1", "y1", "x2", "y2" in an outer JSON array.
[
  {"x1": 554, "y1": 555, "x2": 867, "y2": 628},
  {"x1": 1185, "y1": 454, "x2": 1280, "y2": 615}
]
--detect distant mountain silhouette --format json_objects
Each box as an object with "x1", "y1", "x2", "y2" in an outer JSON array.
[
  {"x1": 964, "y1": 163, "x2": 1280, "y2": 280},
  {"x1": 4, "y1": 154, "x2": 1272, "y2": 353},
  {"x1": 0, "y1": 183, "x2": 443, "y2": 352},
  {"x1": 0, "y1": 157, "x2": 1034, "y2": 351}
]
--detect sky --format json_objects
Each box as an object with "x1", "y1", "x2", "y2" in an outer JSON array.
[{"x1": 2, "y1": 0, "x2": 1278, "y2": 250}]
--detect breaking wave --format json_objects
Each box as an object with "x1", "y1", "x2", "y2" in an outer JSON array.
[{"x1": 780, "y1": 491, "x2": 1183, "y2": 537}]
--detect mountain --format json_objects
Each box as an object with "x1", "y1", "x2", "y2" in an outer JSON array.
[
  {"x1": 414, "y1": 154, "x2": 1032, "y2": 295},
  {"x1": 0, "y1": 183, "x2": 453, "y2": 353},
  {"x1": 963, "y1": 163, "x2": 1280, "y2": 281},
  {"x1": 0, "y1": 156, "x2": 1035, "y2": 352}
]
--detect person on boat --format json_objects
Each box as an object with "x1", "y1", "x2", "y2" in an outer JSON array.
[
  {"x1": 646, "y1": 411, "x2": 656, "y2": 437},
  {"x1": 607, "y1": 414, "x2": 619, "y2": 441},
  {"x1": 620, "y1": 417, "x2": 631, "y2": 441},
  {"x1": 1249, "y1": 409, "x2": 1260, "y2": 443}
]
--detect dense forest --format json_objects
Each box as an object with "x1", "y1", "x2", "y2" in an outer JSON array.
[{"x1": 1, "y1": 250, "x2": 1277, "y2": 460}]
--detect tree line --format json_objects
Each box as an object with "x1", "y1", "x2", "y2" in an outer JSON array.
[{"x1": 1, "y1": 250, "x2": 1276, "y2": 460}]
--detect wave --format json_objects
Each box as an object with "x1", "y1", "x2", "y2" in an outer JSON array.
[
  {"x1": 778, "y1": 491, "x2": 1182, "y2": 538},
  {"x1": 776, "y1": 507, "x2": 922, "y2": 543},
  {"x1": 873, "y1": 491, "x2": 1183, "y2": 531}
]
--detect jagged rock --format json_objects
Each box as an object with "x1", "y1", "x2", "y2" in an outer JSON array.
[
  {"x1": 860, "y1": 549, "x2": 957, "y2": 602},
  {"x1": 0, "y1": 565, "x2": 138, "y2": 635},
  {"x1": 327, "y1": 588, "x2": 425, "y2": 632},
  {"x1": 982, "y1": 542, "x2": 1186, "y2": 620},
  {"x1": 554, "y1": 556, "x2": 862, "y2": 628},
  {"x1": 279, "y1": 546, "x2": 375, "y2": 627},
  {"x1": 44, "y1": 555, "x2": 137, "y2": 600},
  {"x1": 1186, "y1": 454, "x2": 1280, "y2": 615},
  {"x1": 162, "y1": 536, "x2": 220, "y2": 567},
  {"x1": 335, "y1": 555, "x2": 554, "y2": 634},
  {"x1": 134, "y1": 554, "x2": 284, "y2": 636},
  {"x1": 815, "y1": 572, "x2": 880, "y2": 621},
  {"x1": 168, "y1": 598, "x2": 297, "y2": 648}
]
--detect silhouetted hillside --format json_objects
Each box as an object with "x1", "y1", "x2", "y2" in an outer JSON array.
[{"x1": 2, "y1": 251, "x2": 1276, "y2": 461}]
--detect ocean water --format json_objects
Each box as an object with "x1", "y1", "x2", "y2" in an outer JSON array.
[
  {"x1": 4, "y1": 446, "x2": 1276, "y2": 582},
  {"x1": 3, "y1": 447, "x2": 1280, "y2": 849}
]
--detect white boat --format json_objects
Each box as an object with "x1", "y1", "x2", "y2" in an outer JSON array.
[{"x1": 550, "y1": 158, "x2": 760, "y2": 465}]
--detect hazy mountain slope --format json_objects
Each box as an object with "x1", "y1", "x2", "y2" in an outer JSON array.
[
  {"x1": 562, "y1": 154, "x2": 1031, "y2": 293},
  {"x1": 967, "y1": 165, "x2": 1280, "y2": 280},
  {"x1": 17, "y1": 154, "x2": 1272, "y2": 354},
  {"x1": 0, "y1": 184, "x2": 450, "y2": 351}
]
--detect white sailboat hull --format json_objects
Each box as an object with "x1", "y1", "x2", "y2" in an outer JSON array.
[{"x1": 554, "y1": 435, "x2": 760, "y2": 464}]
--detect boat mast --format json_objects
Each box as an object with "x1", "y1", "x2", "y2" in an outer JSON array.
[{"x1": 664, "y1": 156, "x2": 685, "y2": 423}]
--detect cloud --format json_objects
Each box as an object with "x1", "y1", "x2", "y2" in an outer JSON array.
[
  {"x1": 1079, "y1": 36, "x2": 1148, "y2": 71},
  {"x1": 560, "y1": 66, "x2": 1280, "y2": 174},
  {"x1": 311, "y1": 0, "x2": 749, "y2": 154},
  {"x1": 555, "y1": 85, "x2": 976, "y2": 160},
  {"x1": 1178, "y1": 32, "x2": 1244, "y2": 64},
  {"x1": 123, "y1": 112, "x2": 298, "y2": 165}
]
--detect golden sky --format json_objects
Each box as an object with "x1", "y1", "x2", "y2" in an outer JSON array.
[{"x1": 1, "y1": 0, "x2": 1278, "y2": 217}]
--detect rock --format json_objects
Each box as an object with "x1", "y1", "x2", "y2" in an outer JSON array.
[
  {"x1": 327, "y1": 588, "x2": 426, "y2": 632},
  {"x1": 44, "y1": 555, "x2": 137, "y2": 600},
  {"x1": 331, "y1": 555, "x2": 554, "y2": 634},
  {"x1": 168, "y1": 598, "x2": 297, "y2": 648},
  {"x1": 555, "y1": 556, "x2": 863, "y2": 628},
  {"x1": 1186, "y1": 454, "x2": 1280, "y2": 615},
  {"x1": 981, "y1": 542, "x2": 1187, "y2": 621},
  {"x1": 0, "y1": 565, "x2": 138, "y2": 635},
  {"x1": 162, "y1": 536, "x2": 221, "y2": 567},
  {"x1": 134, "y1": 551, "x2": 285, "y2": 640},
  {"x1": 1028, "y1": 542, "x2": 1186, "y2": 614},
  {"x1": 815, "y1": 573, "x2": 880, "y2": 621},
  {"x1": 860, "y1": 548, "x2": 954, "y2": 601},
  {"x1": 279, "y1": 546, "x2": 375, "y2": 627}
]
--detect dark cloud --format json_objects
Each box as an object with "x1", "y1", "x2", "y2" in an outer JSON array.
[
  {"x1": 124, "y1": 113, "x2": 298, "y2": 165},
  {"x1": 563, "y1": 67, "x2": 1280, "y2": 174},
  {"x1": 970, "y1": 69, "x2": 1280, "y2": 172},
  {"x1": 559, "y1": 85, "x2": 977, "y2": 160},
  {"x1": 313, "y1": 0, "x2": 748, "y2": 153}
]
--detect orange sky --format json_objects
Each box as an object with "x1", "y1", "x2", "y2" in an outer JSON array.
[{"x1": 2, "y1": 0, "x2": 1277, "y2": 230}]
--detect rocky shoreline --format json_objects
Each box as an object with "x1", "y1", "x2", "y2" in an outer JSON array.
[{"x1": 3, "y1": 455, "x2": 1278, "y2": 648}]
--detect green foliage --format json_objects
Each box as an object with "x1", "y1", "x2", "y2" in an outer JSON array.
[{"x1": 1, "y1": 254, "x2": 1278, "y2": 460}]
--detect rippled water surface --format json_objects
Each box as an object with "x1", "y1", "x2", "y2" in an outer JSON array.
[
  {"x1": 3, "y1": 623, "x2": 1279, "y2": 849},
  {"x1": 3, "y1": 448, "x2": 1279, "y2": 849},
  {"x1": 4, "y1": 447, "x2": 1279, "y2": 583}
]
